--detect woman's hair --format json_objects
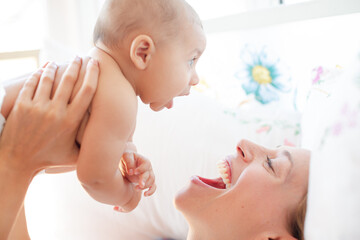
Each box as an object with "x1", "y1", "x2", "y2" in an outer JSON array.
[{"x1": 288, "y1": 193, "x2": 307, "y2": 240}]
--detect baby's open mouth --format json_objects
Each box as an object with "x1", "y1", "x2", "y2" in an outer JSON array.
[{"x1": 197, "y1": 159, "x2": 232, "y2": 189}]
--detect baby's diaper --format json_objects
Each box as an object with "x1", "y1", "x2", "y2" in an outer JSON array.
[{"x1": 0, "y1": 84, "x2": 6, "y2": 134}]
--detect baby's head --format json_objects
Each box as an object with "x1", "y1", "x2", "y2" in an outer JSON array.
[{"x1": 93, "y1": 0, "x2": 206, "y2": 111}]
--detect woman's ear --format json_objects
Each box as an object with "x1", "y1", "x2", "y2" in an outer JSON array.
[{"x1": 129, "y1": 35, "x2": 155, "y2": 70}]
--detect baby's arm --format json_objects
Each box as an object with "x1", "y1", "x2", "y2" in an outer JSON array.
[{"x1": 76, "y1": 66, "x2": 141, "y2": 210}]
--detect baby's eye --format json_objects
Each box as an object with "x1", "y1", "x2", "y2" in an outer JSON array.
[{"x1": 188, "y1": 58, "x2": 196, "y2": 67}]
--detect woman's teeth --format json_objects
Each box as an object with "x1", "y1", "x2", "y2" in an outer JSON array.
[{"x1": 217, "y1": 160, "x2": 231, "y2": 189}]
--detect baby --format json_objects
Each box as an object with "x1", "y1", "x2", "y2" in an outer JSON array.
[
  {"x1": 2, "y1": 0, "x2": 206, "y2": 212},
  {"x1": 79, "y1": 0, "x2": 205, "y2": 212}
]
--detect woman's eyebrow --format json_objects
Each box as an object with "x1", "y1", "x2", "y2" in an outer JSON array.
[
  {"x1": 283, "y1": 150, "x2": 293, "y2": 165},
  {"x1": 282, "y1": 150, "x2": 294, "y2": 182}
]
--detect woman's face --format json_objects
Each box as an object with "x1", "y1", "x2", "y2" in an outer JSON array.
[{"x1": 174, "y1": 139, "x2": 310, "y2": 240}]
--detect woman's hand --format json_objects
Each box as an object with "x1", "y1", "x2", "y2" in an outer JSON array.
[
  {"x1": 0, "y1": 56, "x2": 99, "y2": 239},
  {"x1": 0, "y1": 56, "x2": 99, "y2": 176}
]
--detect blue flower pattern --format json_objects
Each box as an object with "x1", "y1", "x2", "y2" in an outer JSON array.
[{"x1": 236, "y1": 46, "x2": 291, "y2": 104}]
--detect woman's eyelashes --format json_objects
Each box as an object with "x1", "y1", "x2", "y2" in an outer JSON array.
[{"x1": 266, "y1": 156, "x2": 275, "y2": 173}]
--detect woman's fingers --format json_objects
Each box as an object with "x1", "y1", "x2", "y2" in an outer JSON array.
[
  {"x1": 0, "y1": 56, "x2": 99, "y2": 173},
  {"x1": 53, "y1": 56, "x2": 82, "y2": 102},
  {"x1": 33, "y1": 62, "x2": 58, "y2": 102},
  {"x1": 17, "y1": 69, "x2": 43, "y2": 102},
  {"x1": 70, "y1": 58, "x2": 99, "y2": 123}
]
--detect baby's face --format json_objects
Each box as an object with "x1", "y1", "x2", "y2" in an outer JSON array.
[{"x1": 140, "y1": 22, "x2": 206, "y2": 111}]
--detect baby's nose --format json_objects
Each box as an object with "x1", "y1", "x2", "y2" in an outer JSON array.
[{"x1": 190, "y1": 73, "x2": 200, "y2": 86}]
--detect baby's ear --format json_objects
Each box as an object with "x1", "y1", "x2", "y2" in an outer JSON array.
[{"x1": 129, "y1": 35, "x2": 155, "y2": 70}]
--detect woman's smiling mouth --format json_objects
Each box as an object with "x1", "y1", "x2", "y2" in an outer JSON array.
[
  {"x1": 217, "y1": 158, "x2": 232, "y2": 189},
  {"x1": 191, "y1": 157, "x2": 232, "y2": 190}
]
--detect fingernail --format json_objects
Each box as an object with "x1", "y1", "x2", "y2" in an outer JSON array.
[
  {"x1": 129, "y1": 169, "x2": 134, "y2": 175},
  {"x1": 134, "y1": 170, "x2": 139, "y2": 175},
  {"x1": 74, "y1": 55, "x2": 81, "y2": 63},
  {"x1": 141, "y1": 180, "x2": 145, "y2": 187},
  {"x1": 49, "y1": 61, "x2": 58, "y2": 68},
  {"x1": 90, "y1": 58, "x2": 98, "y2": 66}
]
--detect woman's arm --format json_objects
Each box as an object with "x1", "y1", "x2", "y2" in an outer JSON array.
[
  {"x1": 8, "y1": 204, "x2": 30, "y2": 239},
  {"x1": 0, "y1": 57, "x2": 99, "y2": 239}
]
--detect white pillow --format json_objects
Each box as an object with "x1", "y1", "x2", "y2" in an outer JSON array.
[
  {"x1": 25, "y1": 93, "x2": 301, "y2": 240},
  {"x1": 302, "y1": 58, "x2": 360, "y2": 239}
]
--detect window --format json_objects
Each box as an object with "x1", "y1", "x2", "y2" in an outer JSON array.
[{"x1": 0, "y1": 0, "x2": 43, "y2": 81}]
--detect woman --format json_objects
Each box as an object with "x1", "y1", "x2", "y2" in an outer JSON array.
[{"x1": 175, "y1": 139, "x2": 309, "y2": 240}]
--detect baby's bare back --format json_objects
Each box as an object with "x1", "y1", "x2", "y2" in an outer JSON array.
[{"x1": 75, "y1": 47, "x2": 133, "y2": 145}]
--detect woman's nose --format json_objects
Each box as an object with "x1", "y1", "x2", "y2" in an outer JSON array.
[{"x1": 236, "y1": 139, "x2": 260, "y2": 163}]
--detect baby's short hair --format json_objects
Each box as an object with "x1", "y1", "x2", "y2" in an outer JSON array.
[{"x1": 93, "y1": 0, "x2": 200, "y2": 49}]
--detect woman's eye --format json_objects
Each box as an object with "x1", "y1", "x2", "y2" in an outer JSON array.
[{"x1": 266, "y1": 156, "x2": 275, "y2": 173}]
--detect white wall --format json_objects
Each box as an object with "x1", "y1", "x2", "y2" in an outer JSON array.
[
  {"x1": 41, "y1": 0, "x2": 102, "y2": 62},
  {"x1": 203, "y1": 0, "x2": 360, "y2": 33}
]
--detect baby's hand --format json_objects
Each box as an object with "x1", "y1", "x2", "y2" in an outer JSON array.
[{"x1": 120, "y1": 152, "x2": 156, "y2": 197}]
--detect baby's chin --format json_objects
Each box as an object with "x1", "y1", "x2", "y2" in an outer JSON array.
[
  {"x1": 149, "y1": 100, "x2": 173, "y2": 112},
  {"x1": 149, "y1": 103, "x2": 165, "y2": 112}
]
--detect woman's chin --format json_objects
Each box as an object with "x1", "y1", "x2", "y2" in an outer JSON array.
[
  {"x1": 173, "y1": 180, "x2": 206, "y2": 218},
  {"x1": 173, "y1": 185, "x2": 189, "y2": 211},
  {"x1": 174, "y1": 184, "x2": 201, "y2": 218}
]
